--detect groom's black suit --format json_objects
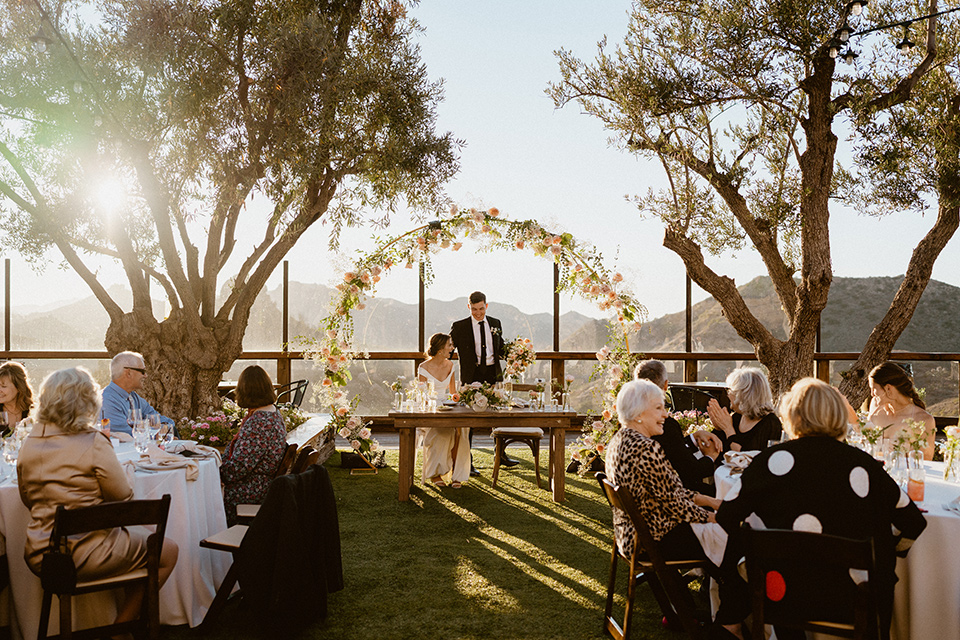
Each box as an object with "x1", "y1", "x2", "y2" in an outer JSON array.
[{"x1": 450, "y1": 315, "x2": 504, "y2": 385}]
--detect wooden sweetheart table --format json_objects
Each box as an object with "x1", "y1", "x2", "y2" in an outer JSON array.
[{"x1": 389, "y1": 407, "x2": 579, "y2": 502}]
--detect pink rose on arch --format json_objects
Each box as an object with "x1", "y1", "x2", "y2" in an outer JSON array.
[
  {"x1": 336, "y1": 407, "x2": 349, "y2": 417},
  {"x1": 359, "y1": 427, "x2": 371, "y2": 439},
  {"x1": 602, "y1": 409, "x2": 612, "y2": 421},
  {"x1": 515, "y1": 240, "x2": 525, "y2": 250},
  {"x1": 343, "y1": 272, "x2": 355, "y2": 282},
  {"x1": 450, "y1": 204, "x2": 458, "y2": 215},
  {"x1": 350, "y1": 285, "x2": 359, "y2": 294},
  {"x1": 596, "y1": 443, "x2": 605, "y2": 454},
  {"x1": 488, "y1": 207, "x2": 500, "y2": 217},
  {"x1": 357, "y1": 303, "x2": 366, "y2": 310},
  {"x1": 610, "y1": 364, "x2": 623, "y2": 378},
  {"x1": 371, "y1": 265, "x2": 382, "y2": 276},
  {"x1": 453, "y1": 243, "x2": 463, "y2": 251},
  {"x1": 321, "y1": 378, "x2": 333, "y2": 387},
  {"x1": 441, "y1": 239, "x2": 451, "y2": 248},
  {"x1": 612, "y1": 272, "x2": 623, "y2": 283},
  {"x1": 347, "y1": 416, "x2": 361, "y2": 428},
  {"x1": 592, "y1": 420, "x2": 604, "y2": 431},
  {"x1": 360, "y1": 273, "x2": 371, "y2": 284},
  {"x1": 338, "y1": 427, "x2": 350, "y2": 438},
  {"x1": 384, "y1": 259, "x2": 394, "y2": 269},
  {"x1": 326, "y1": 330, "x2": 337, "y2": 339},
  {"x1": 551, "y1": 236, "x2": 562, "y2": 246},
  {"x1": 481, "y1": 224, "x2": 491, "y2": 233},
  {"x1": 350, "y1": 439, "x2": 361, "y2": 450}
]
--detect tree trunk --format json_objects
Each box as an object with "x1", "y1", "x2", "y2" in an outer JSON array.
[{"x1": 104, "y1": 308, "x2": 242, "y2": 419}]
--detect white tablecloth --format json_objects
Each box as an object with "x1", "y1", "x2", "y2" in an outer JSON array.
[
  {"x1": 0, "y1": 442, "x2": 231, "y2": 639},
  {"x1": 715, "y1": 459, "x2": 960, "y2": 640}
]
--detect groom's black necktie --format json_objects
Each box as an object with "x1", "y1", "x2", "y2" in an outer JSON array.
[{"x1": 479, "y1": 320, "x2": 487, "y2": 366}]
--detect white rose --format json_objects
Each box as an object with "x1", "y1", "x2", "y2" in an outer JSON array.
[
  {"x1": 472, "y1": 395, "x2": 489, "y2": 411},
  {"x1": 359, "y1": 427, "x2": 371, "y2": 439},
  {"x1": 350, "y1": 439, "x2": 361, "y2": 450},
  {"x1": 338, "y1": 428, "x2": 350, "y2": 438}
]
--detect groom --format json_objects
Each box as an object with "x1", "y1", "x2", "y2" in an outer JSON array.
[{"x1": 450, "y1": 291, "x2": 518, "y2": 475}]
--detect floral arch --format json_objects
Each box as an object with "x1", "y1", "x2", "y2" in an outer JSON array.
[{"x1": 308, "y1": 205, "x2": 647, "y2": 464}]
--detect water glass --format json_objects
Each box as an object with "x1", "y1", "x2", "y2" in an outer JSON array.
[
  {"x1": 133, "y1": 422, "x2": 150, "y2": 455},
  {"x1": 2, "y1": 438, "x2": 19, "y2": 466}
]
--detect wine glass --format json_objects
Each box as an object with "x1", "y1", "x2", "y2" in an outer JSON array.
[{"x1": 0, "y1": 411, "x2": 8, "y2": 436}]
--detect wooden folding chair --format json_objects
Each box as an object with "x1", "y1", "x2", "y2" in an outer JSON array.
[
  {"x1": 491, "y1": 427, "x2": 542, "y2": 488},
  {"x1": 235, "y1": 443, "x2": 299, "y2": 524},
  {"x1": 290, "y1": 446, "x2": 320, "y2": 474},
  {"x1": 596, "y1": 473, "x2": 706, "y2": 640},
  {"x1": 37, "y1": 495, "x2": 171, "y2": 640},
  {"x1": 742, "y1": 525, "x2": 880, "y2": 640}
]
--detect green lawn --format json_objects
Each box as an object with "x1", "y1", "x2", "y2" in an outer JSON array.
[{"x1": 170, "y1": 448, "x2": 678, "y2": 640}]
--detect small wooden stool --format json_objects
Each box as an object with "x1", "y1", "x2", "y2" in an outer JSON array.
[{"x1": 491, "y1": 427, "x2": 544, "y2": 488}]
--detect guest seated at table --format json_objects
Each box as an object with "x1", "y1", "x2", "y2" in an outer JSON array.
[
  {"x1": 101, "y1": 351, "x2": 175, "y2": 436},
  {"x1": 418, "y1": 333, "x2": 469, "y2": 489},
  {"x1": 220, "y1": 365, "x2": 288, "y2": 525},
  {"x1": 706, "y1": 367, "x2": 782, "y2": 454},
  {"x1": 18, "y1": 367, "x2": 179, "y2": 628},
  {"x1": 606, "y1": 379, "x2": 748, "y2": 639},
  {"x1": 716, "y1": 378, "x2": 927, "y2": 640},
  {"x1": 868, "y1": 362, "x2": 936, "y2": 459},
  {"x1": 0, "y1": 361, "x2": 35, "y2": 435},
  {"x1": 633, "y1": 360, "x2": 720, "y2": 495}
]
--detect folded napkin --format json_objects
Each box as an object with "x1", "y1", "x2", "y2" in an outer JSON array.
[
  {"x1": 165, "y1": 440, "x2": 222, "y2": 465},
  {"x1": 723, "y1": 450, "x2": 760, "y2": 472},
  {"x1": 137, "y1": 444, "x2": 200, "y2": 481}
]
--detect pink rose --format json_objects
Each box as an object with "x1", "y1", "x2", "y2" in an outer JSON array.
[
  {"x1": 321, "y1": 378, "x2": 333, "y2": 387},
  {"x1": 602, "y1": 409, "x2": 612, "y2": 421},
  {"x1": 343, "y1": 272, "x2": 355, "y2": 282},
  {"x1": 453, "y1": 243, "x2": 463, "y2": 251},
  {"x1": 350, "y1": 439, "x2": 361, "y2": 450},
  {"x1": 337, "y1": 407, "x2": 349, "y2": 417},
  {"x1": 515, "y1": 240, "x2": 525, "y2": 250},
  {"x1": 450, "y1": 204, "x2": 458, "y2": 215},
  {"x1": 612, "y1": 272, "x2": 623, "y2": 282},
  {"x1": 481, "y1": 224, "x2": 491, "y2": 233},
  {"x1": 596, "y1": 443, "x2": 605, "y2": 454},
  {"x1": 488, "y1": 207, "x2": 500, "y2": 217},
  {"x1": 338, "y1": 427, "x2": 350, "y2": 438},
  {"x1": 210, "y1": 436, "x2": 220, "y2": 442},
  {"x1": 326, "y1": 330, "x2": 337, "y2": 339}
]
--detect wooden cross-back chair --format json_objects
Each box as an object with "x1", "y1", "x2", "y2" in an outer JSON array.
[
  {"x1": 742, "y1": 525, "x2": 880, "y2": 640},
  {"x1": 595, "y1": 472, "x2": 706, "y2": 640},
  {"x1": 37, "y1": 495, "x2": 171, "y2": 640}
]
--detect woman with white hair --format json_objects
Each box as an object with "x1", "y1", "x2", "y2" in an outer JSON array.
[
  {"x1": 605, "y1": 379, "x2": 747, "y2": 638},
  {"x1": 716, "y1": 378, "x2": 926, "y2": 639},
  {"x1": 707, "y1": 367, "x2": 782, "y2": 453},
  {"x1": 18, "y1": 367, "x2": 179, "y2": 628}
]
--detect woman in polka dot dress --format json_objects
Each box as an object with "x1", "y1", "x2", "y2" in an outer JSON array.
[{"x1": 716, "y1": 378, "x2": 927, "y2": 640}]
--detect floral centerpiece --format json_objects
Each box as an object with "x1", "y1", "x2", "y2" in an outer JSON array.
[
  {"x1": 671, "y1": 410, "x2": 714, "y2": 437},
  {"x1": 176, "y1": 397, "x2": 310, "y2": 450},
  {"x1": 568, "y1": 337, "x2": 639, "y2": 475},
  {"x1": 860, "y1": 421, "x2": 888, "y2": 448},
  {"x1": 503, "y1": 337, "x2": 536, "y2": 380},
  {"x1": 893, "y1": 418, "x2": 928, "y2": 456},
  {"x1": 939, "y1": 426, "x2": 960, "y2": 482},
  {"x1": 177, "y1": 412, "x2": 237, "y2": 448},
  {"x1": 458, "y1": 382, "x2": 510, "y2": 411}
]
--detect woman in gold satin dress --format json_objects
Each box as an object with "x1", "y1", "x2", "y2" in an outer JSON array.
[{"x1": 17, "y1": 367, "x2": 179, "y2": 628}]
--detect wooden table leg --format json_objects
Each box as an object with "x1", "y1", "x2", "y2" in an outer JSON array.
[
  {"x1": 398, "y1": 426, "x2": 416, "y2": 501},
  {"x1": 550, "y1": 427, "x2": 565, "y2": 502}
]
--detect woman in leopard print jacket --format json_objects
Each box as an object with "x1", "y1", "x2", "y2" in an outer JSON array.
[{"x1": 605, "y1": 379, "x2": 748, "y2": 638}]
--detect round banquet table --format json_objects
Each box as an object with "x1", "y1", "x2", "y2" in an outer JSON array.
[
  {"x1": 0, "y1": 442, "x2": 231, "y2": 640},
  {"x1": 715, "y1": 458, "x2": 960, "y2": 640}
]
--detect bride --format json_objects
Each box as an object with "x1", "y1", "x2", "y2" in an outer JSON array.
[{"x1": 419, "y1": 333, "x2": 470, "y2": 488}]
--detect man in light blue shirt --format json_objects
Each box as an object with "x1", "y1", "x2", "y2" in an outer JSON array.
[{"x1": 101, "y1": 351, "x2": 175, "y2": 435}]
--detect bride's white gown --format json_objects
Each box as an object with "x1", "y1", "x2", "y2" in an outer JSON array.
[{"x1": 418, "y1": 364, "x2": 470, "y2": 484}]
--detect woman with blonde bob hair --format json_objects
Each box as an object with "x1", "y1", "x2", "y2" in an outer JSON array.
[
  {"x1": 18, "y1": 367, "x2": 179, "y2": 628},
  {"x1": 717, "y1": 378, "x2": 926, "y2": 640},
  {"x1": 707, "y1": 367, "x2": 782, "y2": 454}
]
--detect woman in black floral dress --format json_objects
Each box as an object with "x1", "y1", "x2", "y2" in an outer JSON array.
[{"x1": 220, "y1": 366, "x2": 288, "y2": 525}]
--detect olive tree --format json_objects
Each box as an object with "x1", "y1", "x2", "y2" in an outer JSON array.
[
  {"x1": 550, "y1": 0, "x2": 958, "y2": 400},
  {"x1": 0, "y1": 0, "x2": 459, "y2": 416}
]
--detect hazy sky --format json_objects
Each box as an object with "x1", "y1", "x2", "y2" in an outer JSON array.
[{"x1": 6, "y1": 1, "x2": 960, "y2": 324}]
